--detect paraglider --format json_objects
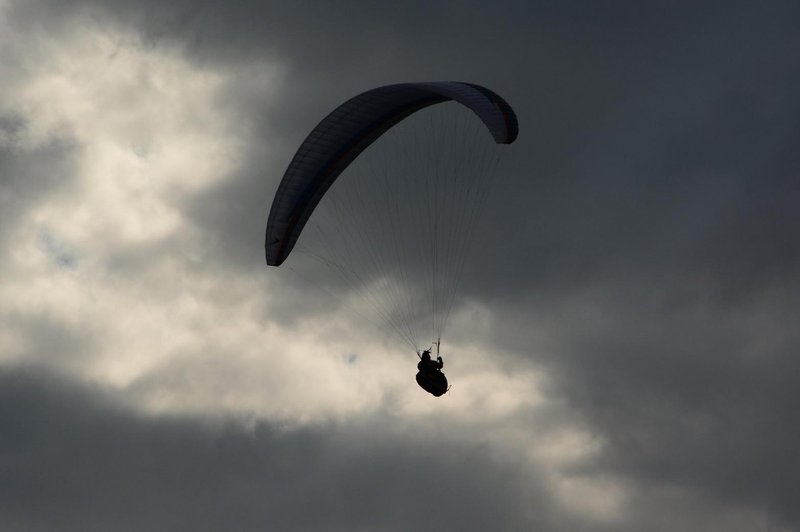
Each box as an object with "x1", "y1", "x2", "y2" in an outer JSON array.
[
  {"x1": 416, "y1": 341, "x2": 449, "y2": 397},
  {"x1": 265, "y1": 82, "x2": 518, "y2": 396}
]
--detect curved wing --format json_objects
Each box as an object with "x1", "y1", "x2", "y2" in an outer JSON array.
[{"x1": 265, "y1": 81, "x2": 518, "y2": 266}]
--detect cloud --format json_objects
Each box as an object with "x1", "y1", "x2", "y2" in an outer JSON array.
[
  {"x1": 2, "y1": 1, "x2": 800, "y2": 530},
  {"x1": 0, "y1": 368, "x2": 564, "y2": 532}
]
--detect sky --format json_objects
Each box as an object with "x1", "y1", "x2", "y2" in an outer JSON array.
[{"x1": 1, "y1": 1, "x2": 800, "y2": 530}]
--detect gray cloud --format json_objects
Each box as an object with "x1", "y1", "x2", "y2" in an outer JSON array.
[
  {"x1": 0, "y1": 368, "x2": 562, "y2": 532},
  {"x1": 0, "y1": 118, "x2": 78, "y2": 256}
]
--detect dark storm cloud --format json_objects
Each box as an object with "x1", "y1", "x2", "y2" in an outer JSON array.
[
  {"x1": 6, "y1": 1, "x2": 800, "y2": 530},
  {"x1": 521, "y1": 290, "x2": 800, "y2": 529},
  {"x1": 0, "y1": 368, "x2": 560, "y2": 532},
  {"x1": 23, "y1": 0, "x2": 796, "y2": 303}
]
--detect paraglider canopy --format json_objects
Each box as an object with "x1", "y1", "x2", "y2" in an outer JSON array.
[{"x1": 265, "y1": 81, "x2": 518, "y2": 267}]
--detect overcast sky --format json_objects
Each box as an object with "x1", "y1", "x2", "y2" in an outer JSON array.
[{"x1": 2, "y1": 1, "x2": 800, "y2": 530}]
